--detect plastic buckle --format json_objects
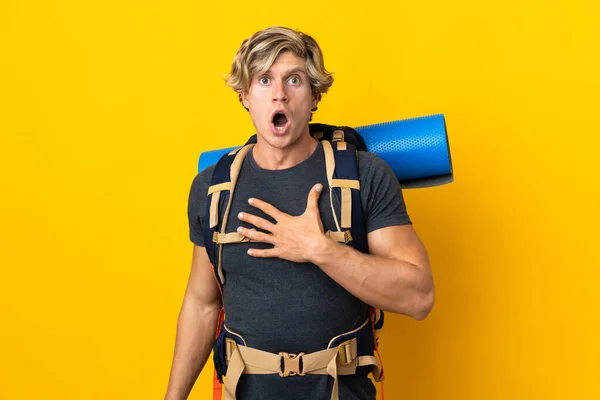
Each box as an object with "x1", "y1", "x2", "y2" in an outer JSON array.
[
  {"x1": 337, "y1": 341, "x2": 354, "y2": 365},
  {"x1": 278, "y1": 352, "x2": 306, "y2": 377}
]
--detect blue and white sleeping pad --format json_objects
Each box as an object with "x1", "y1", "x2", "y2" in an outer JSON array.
[{"x1": 200, "y1": 114, "x2": 452, "y2": 400}]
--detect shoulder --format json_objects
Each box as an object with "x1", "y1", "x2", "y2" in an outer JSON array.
[
  {"x1": 191, "y1": 164, "x2": 216, "y2": 190},
  {"x1": 187, "y1": 165, "x2": 217, "y2": 246},
  {"x1": 357, "y1": 150, "x2": 396, "y2": 183},
  {"x1": 188, "y1": 164, "x2": 216, "y2": 206},
  {"x1": 355, "y1": 150, "x2": 412, "y2": 229},
  {"x1": 357, "y1": 150, "x2": 378, "y2": 168}
]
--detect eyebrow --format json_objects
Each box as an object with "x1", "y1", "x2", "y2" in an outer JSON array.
[
  {"x1": 285, "y1": 67, "x2": 307, "y2": 75},
  {"x1": 263, "y1": 66, "x2": 307, "y2": 76}
]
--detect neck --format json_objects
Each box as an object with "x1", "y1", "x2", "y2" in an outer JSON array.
[{"x1": 252, "y1": 131, "x2": 318, "y2": 170}]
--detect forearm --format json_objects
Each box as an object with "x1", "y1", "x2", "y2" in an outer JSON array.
[
  {"x1": 165, "y1": 295, "x2": 221, "y2": 400},
  {"x1": 310, "y1": 237, "x2": 434, "y2": 319}
]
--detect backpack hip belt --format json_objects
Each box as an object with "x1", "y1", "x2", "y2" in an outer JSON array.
[{"x1": 220, "y1": 317, "x2": 383, "y2": 400}]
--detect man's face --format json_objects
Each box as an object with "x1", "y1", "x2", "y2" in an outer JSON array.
[{"x1": 241, "y1": 51, "x2": 317, "y2": 151}]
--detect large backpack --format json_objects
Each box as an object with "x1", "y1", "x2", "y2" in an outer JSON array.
[{"x1": 204, "y1": 123, "x2": 385, "y2": 400}]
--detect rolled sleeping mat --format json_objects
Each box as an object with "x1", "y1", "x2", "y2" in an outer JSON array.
[
  {"x1": 355, "y1": 114, "x2": 453, "y2": 188},
  {"x1": 198, "y1": 114, "x2": 453, "y2": 189}
]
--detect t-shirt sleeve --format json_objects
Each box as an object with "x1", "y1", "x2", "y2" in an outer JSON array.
[
  {"x1": 359, "y1": 152, "x2": 412, "y2": 233},
  {"x1": 187, "y1": 165, "x2": 215, "y2": 247}
]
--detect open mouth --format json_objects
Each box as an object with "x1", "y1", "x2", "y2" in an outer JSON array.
[{"x1": 272, "y1": 112, "x2": 289, "y2": 132}]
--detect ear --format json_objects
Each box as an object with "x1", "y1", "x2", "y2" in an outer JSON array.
[
  {"x1": 240, "y1": 91, "x2": 250, "y2": 109},
  {"x1": 312, "y1": 94, "x2": 319, "y2": 112}
]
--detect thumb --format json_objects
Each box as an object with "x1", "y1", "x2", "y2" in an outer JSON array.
[{"x1": 307, "y1": 183, "x2": 323, "y2": 211}]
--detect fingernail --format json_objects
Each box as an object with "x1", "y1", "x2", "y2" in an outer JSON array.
[
  {"x1": 237, "y1": 226, "x2": 242, "y2": 233},
  {"x1": 247, "y1": 249, "x2": 253, "y2": 255},
  {"x1": 248, "y1": 198, "x2": 254, "y2": 204},
  {"x1": 238, "y1": 212, "x2": 244, "y2": 219},
  {"x1": 316, "y1": 184, "x2": 322, "y2": 192}
]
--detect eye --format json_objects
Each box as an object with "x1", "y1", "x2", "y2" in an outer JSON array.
[
  {"x1": 289, "y1": 76, "x2": 301, "y2": 85},
  {"x1": 259, "y1": 77, "x2": 270, "y2": 85}
]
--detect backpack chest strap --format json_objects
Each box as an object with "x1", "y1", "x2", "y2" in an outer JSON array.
[
  {"x1": 213, "y1": 230, "x2": 259, "y2": 244},
  {"x1": 325, "y1": 230, "x2": 353, "y2": 244}
]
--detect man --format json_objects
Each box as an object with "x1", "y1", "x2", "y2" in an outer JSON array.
[{"x1": 165, "y1": 26, "x2": 434, "y2": 400}]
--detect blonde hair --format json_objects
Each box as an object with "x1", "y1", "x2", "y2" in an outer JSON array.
[{"x1": 226, "y1": 26, "x2": 334, "y2": 107}]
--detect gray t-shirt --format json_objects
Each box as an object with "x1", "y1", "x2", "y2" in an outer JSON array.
[{"x1": 188, "y1": 140, "x2": 411, "y2": 400}]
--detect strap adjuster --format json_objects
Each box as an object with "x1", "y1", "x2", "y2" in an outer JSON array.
[
  {"x1": 336, "y1": 341, "x2": 354, "y2": 365},
  {"x1": 225, "y1": 338, "x2": 237, "y2": 363},
  {"x1": 343, "y1": 230, "x2": 353, "y2": 244},
  {"x1": 332, "y1": 130, "x2": 345, "y2": 142},
  {"x1": 278, "y1": 352, "x2": 306, "y2": 377}
]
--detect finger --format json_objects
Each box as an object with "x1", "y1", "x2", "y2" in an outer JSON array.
[
  {"x1": 237, "y1": 227, "x2": 274, "y2": 243},
  {"x1": 237, "y1": 212, "x2": 276, "y2": 232},
  {"x1": 306, "y1": 183, "x2": 323, "y2": 212},
  {"x1": 248, "y1": 198, "x2": 285, "y2": 220},
  {"x1": 247, "y1": 247, "x2": 278, "y2": 258}
]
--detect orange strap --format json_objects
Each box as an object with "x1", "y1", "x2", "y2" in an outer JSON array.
[
  {"x1": 213, "y1": 308, "x2": 225, "y2": 400},
  {"x1": 213, "y1": 370, "x2": 222, "y2": 400}
]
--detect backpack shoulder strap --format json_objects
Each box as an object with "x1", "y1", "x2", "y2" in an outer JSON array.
[
  {"x1": 319, "y1": 128, "x2": 369, "y2": 254},
  {"x1": 204, "y1": 144, "x2": 255, "y2": 288}
]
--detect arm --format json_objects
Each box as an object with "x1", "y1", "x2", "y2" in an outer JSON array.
[
  {"x1": 165, "y1": 245, "x2": 223, "y2": 400},
  {"x1": 310, "y1": 224, "x2": 434, "y2": 320}
]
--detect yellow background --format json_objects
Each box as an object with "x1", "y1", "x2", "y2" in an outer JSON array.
[{"x1": 1, "y1": 0, "x2": 599, "y2": 399}]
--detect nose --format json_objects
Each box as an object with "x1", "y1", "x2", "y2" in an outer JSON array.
[{"x1": 272, "y1": 80, "x2": 288, "y2": 103}]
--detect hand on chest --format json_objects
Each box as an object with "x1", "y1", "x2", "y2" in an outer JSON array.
[{"x1": 229, "y1": 171, "x2": 337, "y2": 233}]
